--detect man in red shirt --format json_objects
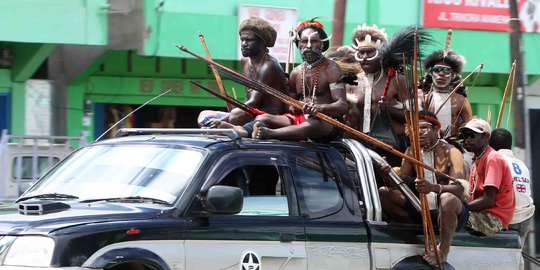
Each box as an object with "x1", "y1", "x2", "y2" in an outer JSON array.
[
  {"x1": 423, "y1": 118, "x2": 515, "y2": 265},
  {"x1": 463, "y1": 119, "x2": 515, "y2": 234}
]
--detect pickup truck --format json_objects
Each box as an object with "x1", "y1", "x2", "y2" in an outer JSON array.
[
  {"x1": 0, "y1": 129, "x2": 522, "y2": 269},
  {"x1": 0, "y1": 143, "x2": 72, "y2": 201}
]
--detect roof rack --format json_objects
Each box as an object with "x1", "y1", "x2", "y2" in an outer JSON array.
[{"x1": 115, "y1": 128, "x2": 242, "y2": 143}]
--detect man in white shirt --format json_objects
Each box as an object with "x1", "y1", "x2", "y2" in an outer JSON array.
[{"x1": 489, "y1": 128, "x2": 535, "y2": 246}]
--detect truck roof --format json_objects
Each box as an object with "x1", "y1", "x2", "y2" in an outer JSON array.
[{"x1": 92, "y1": 131, "x2": 339, "y2": 152}]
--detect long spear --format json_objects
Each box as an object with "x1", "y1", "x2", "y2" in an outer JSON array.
[
  {"x1": 190, "y1": 81, "x2": 264, "y2": 117},
  {"x1": 410, "y1": 31, "x2": 442, "y2": 269},
  {"x1": 506, "y1": 62, "x2": 517, "y2": 127},
  {"x1": 199, "y1": 32, "x2": 234, "y2": 112},
  {"x1": 176, "y1": 44, "x2": 457, "y2": 182},
  {"x1": 446, "y1": 63, "x2": 484, "y2": 138},
  {"x1": 285, "y1": 29, "x2": 293, "y2": 74},
  {"x1": 496, "y1": 60, "x2": 517, "y2": 128}
]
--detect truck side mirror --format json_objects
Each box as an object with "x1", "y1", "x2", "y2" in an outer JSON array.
[{"x1": 205, "y1": 186, "x2": 243, "y2": 214}]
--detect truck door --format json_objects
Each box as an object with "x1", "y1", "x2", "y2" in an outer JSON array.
[
  {"x1": 289, "y1": 149, "x2": 371, "y2": 269},
  {"x1": 185, "y1": 151, "x2": 307, "y2": 270}
]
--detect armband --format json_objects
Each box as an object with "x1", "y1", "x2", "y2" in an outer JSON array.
[{"x1": 329, "y1": 82, "x2": 345, "y2": 90}]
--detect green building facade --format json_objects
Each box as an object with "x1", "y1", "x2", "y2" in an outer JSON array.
[{"x1": 1, "y1": 0, "x2": 537, "y2": 140}]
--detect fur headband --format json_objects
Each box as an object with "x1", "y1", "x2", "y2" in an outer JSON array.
[{"x1": 239, "y1": 17, "x2": 277, "y2": 48}]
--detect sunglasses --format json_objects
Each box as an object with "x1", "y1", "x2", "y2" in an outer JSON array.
[
  {"x1": 431, "y1": 65, "x2": 453, "y2": 75},
  {"x1": 460, "y1": 132, "x2": 481, "y2": 139}
]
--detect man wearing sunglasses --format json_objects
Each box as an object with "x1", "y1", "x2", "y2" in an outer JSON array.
[
  {"x1": 423, "y1": 50, "x2": 473, "y2": 139},
  {"x1": 421, "y1": 118, "x2": 515, "y2": 265}
]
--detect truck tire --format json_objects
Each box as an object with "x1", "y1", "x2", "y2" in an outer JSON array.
[{"x1": 391, "y1": 255, "x2": 455, "y2": 270}]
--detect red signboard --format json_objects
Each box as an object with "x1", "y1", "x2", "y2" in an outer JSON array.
[{"x1": 423, "y1": 0, "x2": 539, "y2": 32}]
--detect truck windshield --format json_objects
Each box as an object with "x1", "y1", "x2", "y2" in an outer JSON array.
[{"x1": 22, "y1": 144, "x2": 204, "y2": 204}]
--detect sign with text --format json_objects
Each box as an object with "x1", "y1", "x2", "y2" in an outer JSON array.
[
  {"x1": 423, "y1": 0, "x2": 539, "y2": 32},
  {"x1": 237, "y1": 5, "x2": 298, "y2": 63}
]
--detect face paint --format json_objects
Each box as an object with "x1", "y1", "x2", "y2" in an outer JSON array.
[
  {"x1": 305, "y1": 31, "x2": 318, "y2": 48},
  {"x1": 431, "y1": 63, "x2": 453, "y2": 89},
  {"x1": 299, "y1": 28, "x2": 324, "y2": 64}
]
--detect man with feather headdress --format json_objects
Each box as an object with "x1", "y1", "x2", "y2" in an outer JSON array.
[
  {"x1": 422, "y1": 49, "x2": 473, "y2": 138},
  {"x1": 347, "y1": 24, "x2": 432, "y2": 166}
]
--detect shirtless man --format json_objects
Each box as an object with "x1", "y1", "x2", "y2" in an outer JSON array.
[
  {"x1": 252, "y1": 19, "x2": 347, "y2": 142},
  {"x1": 197, "y1": 16, "x2": 288, "y2": 127},
  {"x1": 423, "y1": 50, "x2": 473, "y2": 138},
  {"x1": 379, "y1": 111, "x2": 467, "y2": 223},
  {"x1": 325, "y1": 49, "x2": 362, "y2": 132},
  {"x1": 348, "y1": 24, "x2": 410, "y2": 166}
]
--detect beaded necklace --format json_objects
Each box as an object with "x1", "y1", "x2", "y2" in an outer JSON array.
[{"x1": 301, "y1": 58, "x2": 324, "y2": 103}]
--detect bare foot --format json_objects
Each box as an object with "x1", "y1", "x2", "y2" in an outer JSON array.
[
  {"x1": 213, "y1": 121, "x2": 248, "y2": 137},
  {"x1": 203, "y1": 119, "x2": 222, "y2": 129},
  {"x1": 252, "y1": 122, "x2": 270, "y2": 139},
  {"x1": 420, "y1": 245, "x2": 447, "y2": 266}
]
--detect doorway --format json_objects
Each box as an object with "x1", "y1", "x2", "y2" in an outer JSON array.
[
  {"x1": 94, "y1": 103, "x2": 226, "y2": 139},
  {"x1": 0, "y1": 93, "x2": 9, "y2": 134}
]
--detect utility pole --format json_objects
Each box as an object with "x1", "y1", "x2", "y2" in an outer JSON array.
[
  {"x1": 331, "y1": 0, "x2": 346, "y2": 48},
  {"x1": 509, "y1": 0, "x2": 535, "y2": 263},
  {"x1": 509, "y1": 0, "x2": 526, "y2": 151}
]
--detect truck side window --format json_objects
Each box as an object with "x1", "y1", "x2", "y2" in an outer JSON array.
[
  {"x1": 289, "y1": 151, "x2": 343, "y2": 218},
  {"x1": 215, "y1": 165, "x2": 289, "y2": 217}
]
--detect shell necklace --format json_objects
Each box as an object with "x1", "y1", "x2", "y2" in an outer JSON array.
[{"x1": 301, "y1": 58, "x2": 324, "y2": 103}]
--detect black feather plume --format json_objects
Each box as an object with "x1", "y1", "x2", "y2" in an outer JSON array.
[{"x1": 379, "y1": 26, "x2": 435, "y2": 71}]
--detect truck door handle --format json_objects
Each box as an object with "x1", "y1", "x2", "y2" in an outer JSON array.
[{"x1": 280, "y1": 233, "x2": 295, "y2": 242}]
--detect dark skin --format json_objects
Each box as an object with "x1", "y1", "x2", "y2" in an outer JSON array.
[
  {"x1": 253, "y1": 28, "x2": 347, "y2": 140},
  {"x1": 425, "y1": 62, "x2": 473, "y2": 137},
  {"x1": 199, "y1": 30, "x2": 288, "y2": 127},
  {"x1": 462, "y1": 131, "x2": 497, "y2": 211},
  {"x1": 379, "y1": 120, "x2": 465, "y2": 223},
  {"x1": 352, "y1": 46, "x2": 407, "y2": 135},
  {"x1": 234, "y1": 31, "x2": 288, "y2": 118},
  {"x1": 422, "y1": 130, "x2": 496, "y2": 265}
]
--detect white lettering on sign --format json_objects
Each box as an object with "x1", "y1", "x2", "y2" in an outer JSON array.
[
  {"x1": 427, "y1": 0, "x2": 462, "y2": 5},
  {"x1": 465, "y1": 0, "x2": 509, "y2": 8},
  {"x1": 444, "y1": 12, "x2": 509, "y2": 24}
]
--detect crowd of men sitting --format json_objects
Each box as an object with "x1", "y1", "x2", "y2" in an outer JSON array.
[{"x1": 196, "y1": 17, "x2": 534, "y2": 265}]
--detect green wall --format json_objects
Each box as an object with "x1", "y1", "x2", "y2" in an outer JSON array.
[
  {"x1": 143, "y1": 0, "x2": 540, "y2": 75},
  {"x1": 0, "y1": 70, "x2": 11, "y2": 89},
  {"x1": 0, "y1": 0, "x2": 107, "y2": 45},
  {"x1": 0, "y1": 0, "x2": 529, "y2": 140}
]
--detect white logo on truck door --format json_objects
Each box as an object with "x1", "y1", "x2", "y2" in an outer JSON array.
[{"x1": 240, "y1": 250, "x2": 261, "y2": 270}]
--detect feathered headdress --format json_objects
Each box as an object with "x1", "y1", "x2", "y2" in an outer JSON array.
[
  {"x1": 292, "y1": 18, "x2": 332, "y2": 52},
  {"x1": 423, "y1": 50, "x2": 466, "y2": 74},
  {"x1": 350, "y1": 23, "x2": 388, "y2": 50},
  {"x1": 379, "y1": 26, "x2": 435, "y2": 71}
]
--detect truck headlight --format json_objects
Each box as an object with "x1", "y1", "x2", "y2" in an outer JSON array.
[{"x1": 3, "y1": 236, "x2": 54, "y2": 267}]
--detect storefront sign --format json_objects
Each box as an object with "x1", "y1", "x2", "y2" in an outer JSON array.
[
  {"x1": 237, "y1": 5, "x2": 298, "y2": 63},
  {"x1": 423, "y1": 0, "x2": 539, "y2": 32}
]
